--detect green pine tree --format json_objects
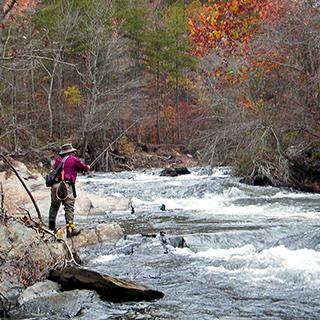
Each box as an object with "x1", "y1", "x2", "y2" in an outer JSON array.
[{"x1": 164, "y1": 4, "x2": 198, "y2": 144}]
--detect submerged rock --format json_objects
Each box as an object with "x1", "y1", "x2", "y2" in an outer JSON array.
[{"x1": 49, "y1": 266, "x2": 164, "y2": 302}]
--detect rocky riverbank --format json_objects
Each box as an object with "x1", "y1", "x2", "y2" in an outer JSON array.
[
  {"x1": 0, "y1": 146, "x2": 201, "y2": 317},
  {"x1": 0, "y1": 159, "x2": 133, "y2": 317}
]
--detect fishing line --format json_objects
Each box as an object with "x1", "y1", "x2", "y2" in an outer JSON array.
[{"x1": 89, "y1": 120, "x2": 139, "y2": 168}]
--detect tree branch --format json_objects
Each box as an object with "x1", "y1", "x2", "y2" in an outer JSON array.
[
  {"x1": 0, "y1": 154, "x2": 43, "y2": 225},
  {"x1": 1, "y1": 0, "x2": 17, "y2": 20}
]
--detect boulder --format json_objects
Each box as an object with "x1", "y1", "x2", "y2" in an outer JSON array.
[
  {"x1": 160, "y1": 166, "x2": 191, "y2": 177},
  {"x1": 239, "y1": 174, "x2": 273, "y2": 187},
  {"x1": 0, "y1": 161, "x2": 48, "y2": 216},
  {"x1": 0, "y1": 219, "x2": 66, "y2": 297},
  {"x1": 0, "y1": 218, "x2": 123, "y2": 300},
  {"x1": 49, "y1": 266, "x2": 164, "y2": 302},
  {"x1": 16, "y1": 289, "x2": 99, "y2": 318},
  {"x1": 66, "y1": 223, "x2": 123, "y2": 250},
  {"x1": 17, "y1": 280, "x2": 60, "y2": 305}
]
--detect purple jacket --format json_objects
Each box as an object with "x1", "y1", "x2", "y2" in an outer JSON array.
[{"x1": 54, "y1": 154, "x2": 89, "y2": 183}]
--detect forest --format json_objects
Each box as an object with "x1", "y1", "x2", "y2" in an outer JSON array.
[{"x1": 0, "y1": 0, "x2": 320, "y2": 191}]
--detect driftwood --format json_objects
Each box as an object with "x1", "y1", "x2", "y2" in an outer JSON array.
[{"x1": 49, "y1": 266, "x2": 164, "y2": 302}]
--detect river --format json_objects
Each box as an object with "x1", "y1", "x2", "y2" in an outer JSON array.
[{"x1": 18, "y1": 167, "x2": 320, "y2": 319}]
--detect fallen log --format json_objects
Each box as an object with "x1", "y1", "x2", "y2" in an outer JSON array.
[{"x1": 49, "y1": 266, "x2": 164, "y2": 302}]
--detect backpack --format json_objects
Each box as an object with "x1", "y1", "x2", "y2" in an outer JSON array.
[{"x1": 56, "y1": 159, "x2": 69, "y2": 201}]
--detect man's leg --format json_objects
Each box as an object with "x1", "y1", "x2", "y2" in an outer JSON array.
[
  {"x1": 64, "y1": 197, "x2": 75, "y2": 227},
  {"x1": 64, "y1": 185, "x2": 80, "y2": 238},
  {"x1": 48, "y1": 183, "x2": 61, "y2": 231}
]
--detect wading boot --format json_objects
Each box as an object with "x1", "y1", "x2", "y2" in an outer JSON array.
[{"x1": 66, "y1": 221, "x2": 81, "y2": 238}]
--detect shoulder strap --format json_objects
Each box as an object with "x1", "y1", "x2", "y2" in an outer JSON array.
[
  {"x1": 52, "y1": 155, "x2": 70, "y2": 178},
  {"x1": 61, "y1": 155, "x2": 70, "y2": 165}
]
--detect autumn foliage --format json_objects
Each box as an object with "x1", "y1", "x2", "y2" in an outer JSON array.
[
  {"x1": 188, "y1": 0, "x2": 320, "y2": 190},
  {"x1": 189, "y1": 0, "x2": 282, "y2": 82},
  {"x1": 189, "y1": 0, "x2": 265, "y2": 55},
  {"x1": 1, "y1": 0, "x2": 320, "y2": 190}
]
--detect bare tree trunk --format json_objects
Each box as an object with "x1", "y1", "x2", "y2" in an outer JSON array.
[
  {"x1": 57, "y1": 64, "x2": 63, "y2": 138},
  {"x1": 47, "y1": 71, "x2": 54, "y2": 139},
  {"x1": 12, "y1": 75, "x2": 18, "y2": 152},
  {"x1": 156, "y1": 63, "x2": 161, "y2": 144},
  {"x1": 135, "y1": 117, "x2": 141, "y2": 143},
  {"x1": 41, "y1": 59, "x2": 57, "y2": 140},
  {"x1": 175, "y1": 74, "x2": 181, "y2": 145},
  {"x1": 81, "y1": 133, "x2": 89, "y2": 159}
]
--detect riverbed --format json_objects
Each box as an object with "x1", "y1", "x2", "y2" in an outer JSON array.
[{"x1": 15, "y1": 167, "x2": 320, "y2": 319}]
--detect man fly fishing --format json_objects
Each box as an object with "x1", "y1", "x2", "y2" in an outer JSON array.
[{"x1": 48, "y1": 143, "x2": 90, "y2": 238}]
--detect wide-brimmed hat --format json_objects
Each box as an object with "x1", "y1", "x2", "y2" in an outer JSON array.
[{"x1": 59, "y1": 144, "x2": 77, "y2": 155}]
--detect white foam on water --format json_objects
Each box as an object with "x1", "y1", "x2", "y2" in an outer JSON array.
[
  {"x1": 250, "y1": 246, "x2": 320, "y2": 282},
  {"x1": 255, "y1": 245, "x2": 320, "y2": 270},
  {"x1": 81, "y1": 168, "x2": 320, "y2": 220},
  {"x1": 192, "y1": 244, "x2": 320, "y2": 284},
  {"x1": 194, "y1": 244, "x2": 255, "y2": 259},
  {"x1": 148, "y1": 189, "x2": 320, "y2": 221},
  {"x1": 222, "y1": 186, "x2": 248, "y2": 199},
  {"x1": 272, "y1": 190, "x2": 320, "y2": 200},
  {"x1": 81, "y1": 169, "x2": 204, "y2": 185},
  {"x1": 91, "y1": 254, "x2": 120, "y2": 264}
]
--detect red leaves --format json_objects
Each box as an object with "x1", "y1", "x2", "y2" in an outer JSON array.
[
  {"x1": 189, "y1": 0, "x2": 267, "y2": 54},
  {"x1": 43, "y1": 36, "x2": 49, "y2": 46},
  {"x1": 188, "y1": 0, "x2": 287, "y2": 90}
]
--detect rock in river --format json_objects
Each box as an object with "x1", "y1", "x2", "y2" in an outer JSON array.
[{"x1": 160, "y1": 166, "x2": 191, "y2": 177}]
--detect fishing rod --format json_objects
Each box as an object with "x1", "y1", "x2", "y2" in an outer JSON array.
[{"x1": 89, "y1": 120, "x2": 139, "y2": 168}]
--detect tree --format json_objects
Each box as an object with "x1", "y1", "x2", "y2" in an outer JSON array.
[
  {"x1": 0, "y1": 0, "x2": 39, "y2": 151},
  {"x1": 165, "y1": 3, "x2": 198, "y2": 145},
  {"x1": 73, "y1": 0, "x2": 135, "y2": 158},
  {"x1": 32, "y1": 0, "x2": 137, "y2": 159},
  {"x1": 143, "y1": 7, "x2": 169, "y2": 143},
  {"x1": 33, "y1": 0, "x2": 86, "y2": 139},
  {"x1": 114, "y1": 0, "x2": 152, "y2": 143}
]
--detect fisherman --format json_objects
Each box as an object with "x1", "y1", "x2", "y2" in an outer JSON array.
[{"x1": 48, "y1": 143, "x2": 90, "y2": 237}]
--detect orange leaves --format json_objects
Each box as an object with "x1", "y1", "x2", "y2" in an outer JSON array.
[
  {"x1": 5, "y1": 0, "x2": 38, "y2": 17},
  {"x1": 188, "y1": 0, "x2": 291, "y2": 91},
  {"x1": 188, "y1": 0, "x2": 285, "y2": 62},
  {"x1": 189, "y1": 0, "x2": 266, "y2": 57}
]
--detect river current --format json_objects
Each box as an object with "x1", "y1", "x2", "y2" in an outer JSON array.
[{"x1": 20, "y1": 167, "x2": 320, "y2": 319}]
